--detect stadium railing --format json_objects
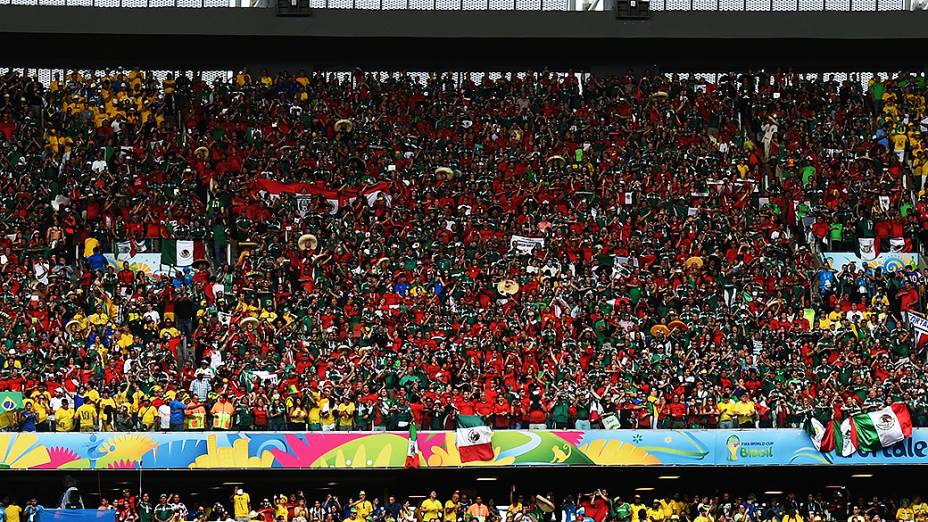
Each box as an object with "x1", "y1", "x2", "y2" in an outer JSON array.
[{"x1": 0, "y1": 0, "x2": 912, "y2": 9}]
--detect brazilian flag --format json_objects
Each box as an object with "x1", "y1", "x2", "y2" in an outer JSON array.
[{"x1": 0, "y1": 392, "x2": 23, "y2": 412}]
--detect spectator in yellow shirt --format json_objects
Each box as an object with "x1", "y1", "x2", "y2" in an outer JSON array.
[
  {"x1": 352, "y1": 491, "x2": 373, "y2": 519},
  {"x1": 630, "y1": 496, "x2": 646, "y2": 522},
  {"x1": 138, "y1": 399, "x2": 159, "y2": 431},
  {"x1": 659, "y1": 499, "x2": 674, "y2": 519},
  {"x1": 505, "y1": 494, "x2": 521, "y2": 522},
  {"x1": 898, "y1": 500, "x2": 916, "y2": 522},
  {"x1": 718, "y1": 398, "x2": 736, "y2": 429},
  {"x1": 733, "y1": 394, "x2": 757, "y2": 428},
  {"x1": 5, "y1": 499, "x2": 22, "y2": 522},
  {"x1": 159, "y1": 318, "x2": 181, "y2": 340},
  {"x1": 317, "y1": 394, "x2": 336, "y2": 431},
  {"x1": 911, "y1": 497, "x2": 928, "y2": 521},
  {"x1": 337, "y1": 399, "x2": 356, "y2": 431},
  {"x1": 693, "y1": 507, "x2": 713, "y2": 522},
  {"x1": 76, "y1": 400, "x2": 98, "y2": 432},
  {"x1": 274, "y1": 496, "x2": 290, "y2": 521},
  {"x1": 88, "y1": 306, "x2": 109, "y2": 326},
  {"x1": 232, "y1": 488, "x2": 252, "y2": 521},
  {"x1": 420, "y1": 491, "x2": 442, "y2": 522},
  {"x1": 446, "y1": 491, "x2": 463, "y2": 522},
  {"x1": 55, "y1": 399, "x2": 76, "y2": 432},
  {"x1": 647, "y1": 501, "x2": 666, "y2": 522}
]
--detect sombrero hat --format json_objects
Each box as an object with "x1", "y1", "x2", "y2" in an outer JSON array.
[
  {"x1": 298, "y1": 234, "x2": 318, "y2": 251},
  {"x1": 650, "y1": 324, "x2": 671, "y2": 337},
  {"x1": 192, "y1": 258, "x2": 211, "y2": 270},
  {"x1": 496, "y1": 279, "x2": 520, "y2": 296},
  {"x1": 535, "y1": 496, "x2": 555, "y2": 514},
  {"x1": 347, "y1": 156, "x2": 366, "y2": 170},
  {"x1": 240, "y1": 317, "x2": 259, "y2": 329},
  {"x1": 546, "y1": 155, "x2": 566, "y2": 168},
  {"x1": 239, "y1": 241, "x2": 258, "y2": 250},
  {"x1": 668, "y1": 319, "x2": 688, "y2": 332},
  {"x1": 685, "y1": 256, "x2": 704, "y2": 269},
  {"x1": 65, "y1": 319, "x2": 82, "y2": 334},
  {"x1": 335, "y1": 119, "x2": 353, "y2": 132},
  {"x1": 246, "y1": 271, "x2": 263, "y2": 279},
  {"x1": 194, "y1": 146, "x2": 209, "y2": 160},
  {"x1": 509, "y1": 128, "x2": 524, "y2": 143},
  {"x1": 435, "y1": 167, "x2": 454, "y2": 179}
]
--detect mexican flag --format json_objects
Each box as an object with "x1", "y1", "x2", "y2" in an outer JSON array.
[
  {"x1": 363, "y1": 182, "x2": 392, "y2": 207},
  {"x1": 455, "y1": 414, "x2": 494, "y2": 462},
  {"x1": 804, "y1": 416, "x2": 836, "y2": 452},
  {"x1": 116, "y1": 239, "x2": 150, "y2": 259},
  {"x1": 838, "y1": 403, "x2": 913, "y2": 456},
  {"x1": 836, "y1": 417, "x2": 854, "y2": 457},
  {"x1": 0, "y1": 391, "x2": 23, "y2": 412},
  {"x1": 161, "y1": 240, "x2": 206, "y2": 267},
  {"x1": 405, "y1": 423, "x2": 421, "y2": 469}
]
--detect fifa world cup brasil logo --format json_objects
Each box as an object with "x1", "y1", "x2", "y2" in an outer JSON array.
[{"x1": 726, "y1": 435, "x2": 741, "y2": 461}]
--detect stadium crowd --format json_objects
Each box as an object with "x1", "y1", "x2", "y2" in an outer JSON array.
[
  {"x1": 0, "y1": 487, "x2": 922, "y2": 522},
  {"x1": 0, "y1": 67, "x2": 927, "y2": 432}
]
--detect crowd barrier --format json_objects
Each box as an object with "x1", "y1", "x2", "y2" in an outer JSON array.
[{"x1": 1, "y1": 429, "x2": 927, "y2": 470}]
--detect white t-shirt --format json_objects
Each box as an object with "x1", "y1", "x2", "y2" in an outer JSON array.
[
  {"x1": 158, "y1": 404, "x2": 171, "y2": 429},
  {"x1": 144, "y1": 310, "x2": 161, "y2": 324},
  {"x1": 34, "y1": 261, "x2": 49, "y2": 285},
  {"x1": 91, "y1": 159, "x2": 108, "y2": 173}
]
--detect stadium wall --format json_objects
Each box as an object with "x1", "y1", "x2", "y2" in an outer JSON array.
[
  {"x1": 0, "y1": 7, "x2": 927, "y2": 70},
  {"x1": 3, "y1": 429, "x2": 928, "y2": 470}
]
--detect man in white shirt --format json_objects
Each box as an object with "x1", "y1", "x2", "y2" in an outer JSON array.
[
  {"x1": 144, "y1": 304, "x2": 161, "y2": 325},
  {"x1": 50, "y1": 388, "x2": 65, "y2": 412},
  {"x1": 158, "y1": 402, "x2": 171, "y2": 431},
  {"x1": 91, "y1": 150, "x2": 108, "y2": 173}
]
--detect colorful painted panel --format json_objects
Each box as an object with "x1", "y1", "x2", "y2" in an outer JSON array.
[
  {"x1": 1, "y1": 429, "x2": 927, "y2": 470},
  {"x1": 822, "y1": 252, "x2": 920, "y2": 273}
]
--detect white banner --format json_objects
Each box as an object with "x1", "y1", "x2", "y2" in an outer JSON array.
[
  {"x1": 906, "y1": 311, "x2": 928, "y2": 336},
  {"x1": 252, "y1": 371, "x2": 279, "y2": 384},
  {"x1": 296, "y1": 195, "x2": 313, "y2": 217},
  {"x1": 510, "y1": 235, "x2": 545, "y2": 254},
  {"x1": 858, "y1": 238, "x2": 877, "y2": 261}
]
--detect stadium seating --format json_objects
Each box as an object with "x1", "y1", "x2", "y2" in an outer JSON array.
[
  {"x1": 0, "y1": 68, "x2": 926, "y2": 432},
  {"x1": 37, "y1": 487, "x2": 924, "y2": 522}
]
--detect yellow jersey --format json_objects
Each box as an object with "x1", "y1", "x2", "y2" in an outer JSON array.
[
  {"x1": 76, "y1": 403, "x2": 98, "y2": 428},
  {"x1": 6, "y1": 505, "x2": 23, "y2": 522},
  {"x1": 55, "y1": 407, "x2": 75, "y2": 431},
  {"x1": 233, "y1": 493, "x2": 251, "y2": 519},
  {"x1": 646, "y1": 508, "x2": 665, "y2": 522},
  {"x1": 421, "y1": 499, "x2": 442, "y2": 521}
]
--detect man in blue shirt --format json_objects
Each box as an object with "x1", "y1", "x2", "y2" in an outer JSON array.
[
  {"x1": 19, "y1": 403, "x2": 38, "y2": 432},
  {"x1": 169, "y1": 398, "x2": 188, "y2": 431},
  {"x1": 87, "y1": 247, "x2": 108, "y2": 272},
  {"x1": 23, "y1": 499, "x2": 42, "y2": 522},
  {"x1": 383, "y1": 497, "x2": 401, "y2": 522}
]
